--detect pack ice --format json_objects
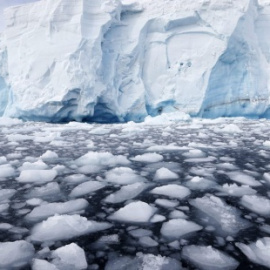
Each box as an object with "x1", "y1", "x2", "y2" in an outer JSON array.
[{"x1": 1, "y1": 0, "x2": 270, "y2": 122}]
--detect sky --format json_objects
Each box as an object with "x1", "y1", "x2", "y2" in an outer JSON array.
[{"x1": 0, "y1": 0, "x2": 39, "y2": 31}]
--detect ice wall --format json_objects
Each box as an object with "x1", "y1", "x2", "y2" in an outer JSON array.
[
  {"x1": 0, "y1": 34, "x2": 8, "y2": 116},
  {"x1": 0, "y1": 0, "x2": 270, "y2": 122}
]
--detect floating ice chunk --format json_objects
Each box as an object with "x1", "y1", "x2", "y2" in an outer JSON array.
[
  {"x1": 108, "y1": 201, "x2": 156, "y2": 223},
  {"x1": 240, "y1": 195, "x2": 270, "y2": 216},
  {"x1": 227, "y1": 172, "x2": 261, "y2": 187},
  {"x1": 184, "y1": 156, "x2": 216, "y2": 163},
  {"x1": 182, "y1": 245, "x2": 239, "y2": 270},
  {"x1": 260, "y1": 224, "x2": 270, "y2": 234},
  {"x1": 31, "y1": 215, "x2": 112, "y2": 242},
  {"x1": 217, "y1": 184, "x2": 257, "y2": 197},
  {"x1": 0, "y1": 164, "x2": 15, "y2": 179},
  {"x1": 263, "y1": 172, "x2": 270, "y2": 184},
  {"x1": 185, "y1": 176, "x2": 216, "y2": 190},
  {"x1": 0, "y1": 203, "x2": 9, "y2": 213},
  {"x1": 263, "y1": 141, "x2": 270, "y2": 147},
  {"x1": 69, "y1": 181, "x2": 105, "y2": 198},
  {"x1": 150, "y1": 214, "x2": 166, "y2": 223},
  {"x1": 144, "y1": 112, "x2": 190, "y2": 125},
  {"x1": 7, "y1": 134, "x2": 34, "y2": 141},
  {"x1": 75, "y1": 151, "x2": 130, "y2": 168},
  {"x1": 26, "y1": 182, "x2": 61, "y2": 199},
  {"x1": 0, "y1": 189, "x2": 16, "y2": 202},
  {"x1": 214, "y1": 124, "x2": 243, "y2": 134},
  {"x1": 26, "y1": 198, "x2": 43, "y2": 206},
  {"x1": 25, "y1": 199, "x2": 89, "y2": 222},
  {"x1": 154, "y1": 167, "x2": 178, "y2": 181},
  {"x1": 155, "y1": 199, "x2": 179, "y2": 208},
  {"x1": 19, "y1": 160, "x2": 49, "y2": 171},
  {"x1": 146, "y1": 144, "x2": 187, "y2": 152},
  {"x1": 236, "y1": 238, "x2": 270, "y2": 268},
  {"x1": 139, "y1": 236, "x2": 158, "y2": 247},
  {"x1": 169, "y1": 210, "x2": 188, "y2": 219},
  {"x1": 40, "y1": 150, "x2": 59, "y2": 160},
  {"x1": 129, "y1": 228, "x2": 152, "y2": 238},
  {"x1": 89, "y1": 127, "x2": 110, "y2": 135},
  {"x1": 105, "y1": 253, "x2": 182, "y2": 270},
  {"x1": 52, "y1": 243, "x2": 87, "y2": 270},
  {"x1": 64, "y1": 174, "x2": 88, "y2": 184},
  {"x1": 183, "y1": 149, "x2": 206, "y2": 158},
  {"x1": 0, "y1": 240, "x2": 35, "y2": 269},
  {"x1": 105, "y1": 167, "x2": 145, "y2": 185},
  {"x1": 150, "y1": 184, "x2": 190, "y2": 200},
  {"x1": 216, "y1": 163, "x2": 238, "y2": 171},
  {"x1": 104, "y1": 182, "x2": 148, "y2": 203},
  {"x1": 190, "y1": 195, "x2": 250, "y2": 235},
  {"x1": 0, "y1": 223, "x2": 13, "y2": 230},
  {"x1": 32, "y1": 259, "x2": 58, "y2": 270},
  {"x1": 161, "y1": 219, "x2": 202, "y2": 240},
  {"x1": 131, "y1": 153, "x2": 163, "y2": 163},
  {"x1": 17, "y1": 169, "x2": 57, "y2": 183},
  {"x1": 0, "y1": 156, "x2": 7, "y2": 165}
]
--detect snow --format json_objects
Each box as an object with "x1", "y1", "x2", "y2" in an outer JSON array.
[
  {"x1": 69, "y1": 181, "x2": 106, "y2": 198},
  {"x1": 161, "y1": 219, "x2": 202, "y2": 240},
  {"x1": 236, "y1": 238, "x2": 270, "y2": 268},
  {"x1": 0, "y1": 240, "x2": 35, "y2": 269},
  {"x1": 182, "y1": 245, "x2": 239, "y2": 270},
  {"x1": 16, "y1": 169, "x2": 57, "y2": 183},
  {"x1": 216, "y1": 183, "x2": 257, "y2": 197},
  {"x1": 0, "y1": 164, "x2": 15, "y2": 179},
  {"x1": 150, "y1": 184, "x2": 190, "y2": 200},
  {"x1": 31, "y1": 214, "x2": 112, "y2": 242},
  {"x1": 240, "y1": 195, "x2": 270, "y2": 216},
  {"x1": 131, "y1": 153, "x2": 163, "y2": 163},
  {"x1": 108, "y1": 201, "x2": 156, "y2": 223},
  {"x1": 25, "y1": 199, "x2": 89, "y2": 222},
  {"x1": 52, "y1": 243, "x2": 88, "y2": 270}
]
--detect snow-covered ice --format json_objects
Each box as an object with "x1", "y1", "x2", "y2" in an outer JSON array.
[
  {"x1": 0, "y1": 240, "x2": 35, "y2": 269},
  {"x1": 150, "y1": 184, "x2": 190, "y2": 200},
  {"x1": 31, "y1": 215, "x2": 112, "y2": 242},
  {"x1": 236, "y1": 238, "x2": 270, "y2": 268},
  {"x1": 182, "y1": 245, "x2": 239, "y2": 270},
  {"x1": 108, "y1": 201, "x2": 156, "y2": 223},
  {"x1": 240, "y1": 195, "x2": 270, "y2": 216},
  {"x1": 52, "y1": 243, "x2": 88, "y2": 270},
  {"x1": 17, "y1": 169, "x2": 57, "y2": 183},
  {"x1": 69, "y1": 181, "x2": 106, "y2": 198},
  {"x1": 161, "y1": 219, "x2": 202, "y2": 240}
]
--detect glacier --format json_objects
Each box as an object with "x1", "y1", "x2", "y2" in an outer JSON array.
[{"x1": 0, "y1": 0, "x2": 270, "y2": 122}]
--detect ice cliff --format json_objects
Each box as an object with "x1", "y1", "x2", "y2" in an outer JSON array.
[{"x1": 1, "y1": 0, "x2": 270, "y2": 122}]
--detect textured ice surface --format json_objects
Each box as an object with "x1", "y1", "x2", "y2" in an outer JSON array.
[
  {"x1": 0, "y1": 240, "x2": 35, "y2": 269},
  {"x1": 2, "y1": 0, "x2": 270, "y2": 121},
  {"x1": 150, "y1": 184, "x2": 190, "y2": 200},
  {"x1": 236, "y1": 238, "x2": 270, "y2": 268},
  {"x1": 161, "y1": 219, "x2": 202, "y2": 240},
  {"x1": 69, "y1": 181, "x2": 106, "y2": 198},
  {"x1": 104, "y1": 182, "x2": 149, "y2": 204},
  {"x1": 108, "y1": 201, "x2": 156, "y2": 223},
  {"x1": 17, "y1": 169, "x2": 57, "y2": 183},
  {"x1": 154, "y1": 167, "x2": 179, "y2": 181},
  {"x1": 190, "y1": 195, "x2": 250, "y2": 235},
  {"x1": 240, "y1": 195, "x2": 270, "y2": 216},
  {"x1": 226, "y1": 172, "x2": 262, "y2": 187},
  {"x1": 31, "y1": 215, "x2": 112, "y2": 242},
  {"x1": 25, "y1": 199, "x2": 89, "y2": 222},
  {"x1": 131, "y1": 153, "x2": 163, "y2": 163},
  {"x1": 182, "y1": 245, "x2": 239, "y2": 270},
  {"x1": 52, "y1": 243, "x2": 87, "y2": 270}
]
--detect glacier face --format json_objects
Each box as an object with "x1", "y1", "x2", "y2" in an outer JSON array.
[{"x1": 1, "y1": 0, "x2": 270, "y2": 122}]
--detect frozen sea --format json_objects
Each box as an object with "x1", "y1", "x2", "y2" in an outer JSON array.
[{"x1": 0, "y1": 115, "x2": 270, "y2": 269}]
